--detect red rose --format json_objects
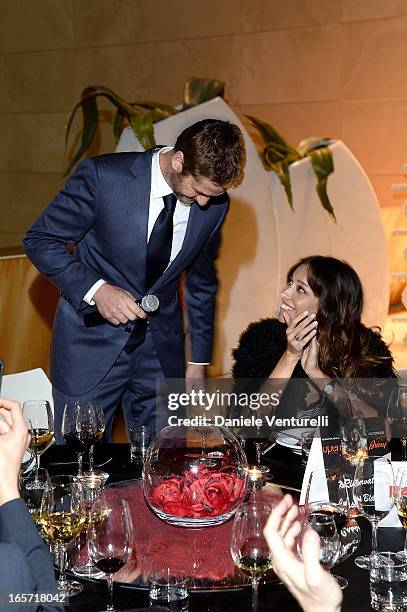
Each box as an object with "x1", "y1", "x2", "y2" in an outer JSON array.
[
  {"x1": 150, "y1": 477, "x2": 185, "y2": 507},
  {"x1": 202, "y1": 474, "x2": 232, "y2": 515}
]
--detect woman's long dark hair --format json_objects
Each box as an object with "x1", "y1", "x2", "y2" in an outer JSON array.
[{"x1": 287, "y1": 255, "x2": 391, "y2": 378}]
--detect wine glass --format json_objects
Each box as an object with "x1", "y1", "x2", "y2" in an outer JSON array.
[
  {"x1": 230, "y1": 501, "x2": 273, "y2": 612},
  {"x1": 304, "y1": 468, "x2": 350, "y2": 589},
  {"x1": 22, "y1": 400, "x2": 54, "y2": 486},
  {"x1": 40, "y1": 475, "x2": 86, "y2": 596},
  {"x1": 88, "y1": 494, "x2": 133, "y2": 612},
  {"x1": 87, "y1": 403, "x2": 105, "y2": 473},
  {"x1": 20, "y1": 467, "x2": 50, "y2": 535},
  {"x1": 298, "y1": 511, "x2": 341, "y2": 578},
  {"x1": 388, "y1": 384, "x2": 407, "y2": 460},
  {"x1": 62, "y1": 402, "x2": 98, "y2": 477},
  {"x1": 352, "y1": 455, "x2": 395, "y2": 569},
  {"x1": 394, "y1": 467, "x2": 407, "y2": 558},
  {"x1": 72, "y1": 472, "x2": 106, "y2": 578}
]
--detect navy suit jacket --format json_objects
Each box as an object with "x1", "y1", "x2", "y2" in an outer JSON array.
[
  {"x1": 23, "y1": 149, "x2": 229, "y2": 395},
  {"x1": 0, "y1": 498, "x2": 62, "y2": 611}
]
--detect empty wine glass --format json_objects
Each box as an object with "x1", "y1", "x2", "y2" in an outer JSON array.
[
  {"x1": 87, "y1": 402, "x2": 105, "y2": 473},
  {"x1": 304, "y1": 468, "x2": 350, "y2": 589},
  {"x1": 62, "y1": 402, "x2": 97, "y2": 477},
  {"x1": 353, "y1": 455, "x2": 394, "y2": 569},
  {"x1": 72, "y1": 472, "x2": 106, "y2": 578},
  {"x1": 22, "y1": 400, "x2": 54, "y2": 487},
  {"x1": 230, "y1": 501, "x2": 273, "y2": 612},
  {"x1": 40, "y1": 475, "x2": 86, "y2": 596},
  {"x1": 88, "y1": 494, "x2": 133, "y2": 612},
  {"x1": 298, "y1": 511, "x2": 341, "y2": 578}
]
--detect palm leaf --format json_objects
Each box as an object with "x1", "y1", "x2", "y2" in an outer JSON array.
[
  {"x1": 130, "y1": 100, "x2": 178, "y2": 116},
  {"x1": 297, "y1": 136, "x2": 333, "y2": 156},
  {"x1": 182, "y1": 77, "x2": 225, "y2": 109},
  {"x1": 306, "y1": 147, "x2": 336, "y2": 221}
]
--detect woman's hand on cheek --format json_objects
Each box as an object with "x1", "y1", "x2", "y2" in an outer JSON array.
[{"x1": 284, "y1": 311, "x2": 318, "y2": 360}]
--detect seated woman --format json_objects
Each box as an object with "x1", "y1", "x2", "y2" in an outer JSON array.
[{"x1": 232, "y1": 255, "x2": 396, "y2": 429}]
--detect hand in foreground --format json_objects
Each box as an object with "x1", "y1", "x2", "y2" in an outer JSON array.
[
  {"x1": 282, "y1": 310, "x2": 318, "y2": 360},
  {"x1": 301, "y1": 337, "x2": 325, "y2": 379},
  {"x1": 0, "y1": 398, "x2": 31, "y2": 506},
  {"x1": 264, "y1": 495, "x2": 342, "y2": 612},
  {"x1": 93, "y1": 283, "x2": 147, "y2": 325}
]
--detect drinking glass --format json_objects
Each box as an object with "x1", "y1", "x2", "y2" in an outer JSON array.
[
  {"x1": 72, "y1": 472, "x2": 106, "y2": 578},
  {"x1": 304, "y1": 468, "x2": 350, "y2": 589},
  {"x1": 388, "y1": 384, "x2": 407, "y2": 461},
  {"x1": 88, "y1": 494, "x2": 133, "y2": 612},
  {"x1": 22, "y1": 400, "x2": 54, "y2": 486},
  {"x1": 394, "y1": 467, "x2": 407, "y2": 558},
  {"x1": 62, "y1": 402, "x2": 98, "y2": 476},
  {"x1": 353, "y1": 455, "x2": 395, "y2": 570},
  {"x1": 40, "y1": 475, "x2": 86, "y2": 596},
  {"x1": 87, "y1": 403, "x2": 105, "y2": 473},
  {"x1": 298, "y1": 511, "x2": 340, "y2": 577},
  {"x1": 230, "y1": 501, "x2": 273, "y2": 612},
  {"x1": 20, "y1": 467, "x2": 50, "y2": 534},
  {"x1": 370, "y1": 552, "x2": 407, "y2": 610}
]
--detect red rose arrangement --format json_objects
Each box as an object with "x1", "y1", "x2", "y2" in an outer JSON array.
[{"x1": 148, "y1": 463, "x2": 245, "y2": 518}]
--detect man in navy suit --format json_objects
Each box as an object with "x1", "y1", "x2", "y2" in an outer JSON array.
[
  {"x1": 0, "y1": 398, "x2": 62, "y2": 610},
  {"x1": 23, "y1": 119, "x2": 246, "y2": 440}
]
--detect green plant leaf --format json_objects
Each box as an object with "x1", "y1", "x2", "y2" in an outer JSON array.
[
  {"x1": 246, "y1": 115, "x2": 295, "y2": 152},
  {"x1": 306, "y1": 147, "x2": 336, "y2": 221},
  {"x1": 113, "y1": 109, "x2": 126, "y2": 143},
  {"x1": 130, "y1": 100, "x2": 178, "y2": 116},
  {"x1": 182, "y1": 78, "x2": 225, "y2": 109},
  {"x1": 269, "y1": 159, "x2": 294, "y2": 209},
  {"x1": 64, "y1": 88, "x2": 99, "y2": 176},
  {"x1": 297, "y1": 136, "x2": 333, "y2": 156},
  {"x1": 129, "y1": 112, "x2": 156, "y2": 150}
]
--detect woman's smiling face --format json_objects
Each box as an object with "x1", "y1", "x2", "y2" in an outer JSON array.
[{"x1": 278, "y1": 264, "x2": 319, "y2": 324}]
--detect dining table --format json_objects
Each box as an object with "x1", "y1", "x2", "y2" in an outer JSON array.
[{"x1": 38, "y1": 439, "x2": 405, "y2": 612}]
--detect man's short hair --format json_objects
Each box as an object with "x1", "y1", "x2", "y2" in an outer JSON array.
[{"x1": 174, "y1": 119, "x2": 246, "y2": 189}]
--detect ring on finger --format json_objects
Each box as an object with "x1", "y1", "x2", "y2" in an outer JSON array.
[{"x1": 294, "y1": 334, "x2": 301, "y2": 341}]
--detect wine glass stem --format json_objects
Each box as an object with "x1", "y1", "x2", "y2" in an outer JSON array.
[
  {"x1": 77, "y1": 452, "x2": 83, "y2": 477},
  {"x1": 58, "y1": 545, "x2": 67, "y2": 589},
  {"x1": 371, "y1": 520, "x2": 379, "y2": 558},
  {"x1": 89, "y1": 444, "x2": 95, "y2": 472},
  {"x1": 106, "y1": 573, "x2": 114, "y2": 612},
  {"x1": 34, "y1": 448, "x2": 40, "y2": 482},
  {"x1": 255, "y1": 444, "x2": 261, "y2": 465},
  {"x1": 402, "y1": 438, "x2": 407, "y2": 461},
  {"x1": 404, "y1": 529, "x2": 407, "y2": 557},
  {"x1": 251, "y1": 577, "x2": 259, "y2": 612}
]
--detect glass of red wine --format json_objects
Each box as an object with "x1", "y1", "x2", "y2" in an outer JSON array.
[
  {"x1": 62, "y1": 402, "x2": 98, "y2": 477},
  {"x1": 304, "y1": 467, "x2": 350, "y2": 589},
  {"x1": 88, "y1": 494, "x2": 133, "y2": 612}
]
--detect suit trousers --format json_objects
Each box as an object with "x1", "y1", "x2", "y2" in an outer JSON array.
[{"x1": 52, "y1": 328, "x2": 165, "y2": 443}]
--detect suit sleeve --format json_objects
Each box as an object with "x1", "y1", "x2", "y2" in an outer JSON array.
[
  {"x1": 184, "y1": 201, "x2": 229, "y2": 363},
  {"x1": 23, "y1": 158, "x2": 102, "y2": 310},
  {"x1": 0, "y1": 499, "x2": 63, "y2": 611}
]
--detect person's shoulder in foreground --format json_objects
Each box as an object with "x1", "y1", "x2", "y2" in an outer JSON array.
[{"x1": 0, "y1": 397, "x2": 63, "y2": 611}]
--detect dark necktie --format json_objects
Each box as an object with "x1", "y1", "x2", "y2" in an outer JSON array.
[
  {"x1": 124, "y1": 193, "x2": 176, "y2": 354},
  {"x1": 145, "y1": 193, "x2": 177, "y2": 290}
]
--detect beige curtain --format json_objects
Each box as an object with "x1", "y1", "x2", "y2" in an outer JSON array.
[{"x1": 0, "y1": 255, "x2": 58, "y2": 375}]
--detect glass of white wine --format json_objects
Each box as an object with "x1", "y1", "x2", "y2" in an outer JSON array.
[
  {"x1": 22, "y1": 400, "x2": 54, "y2": 487},
  {"x1": 40, "y1": 475, "x2": 86, "y2": 597},
  {"x1": 230, "y1": 501, "x2": 273, "y2": 612}
]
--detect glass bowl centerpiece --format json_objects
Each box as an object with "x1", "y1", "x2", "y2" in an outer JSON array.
[{"x1": 143, "y1": 425, "x2": 247, "y2": 527}]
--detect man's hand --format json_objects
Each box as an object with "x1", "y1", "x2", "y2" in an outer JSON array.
[
  {"x1": 264, "y1": 495, "x2": 342, "y2": 612},
  {"x1": 0, "y1": 398, "x2": 31, "y2": 506},
  {"x1": 93, "y1": 283, "x2": 147, "y2": 325},
  {"x1": 185, "y1": 364, "x2": 206, "y2": 396}
]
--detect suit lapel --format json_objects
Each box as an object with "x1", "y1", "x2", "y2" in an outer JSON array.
[{"x1": 125, "y1": 150, "x2": 156, "y2": 293}]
